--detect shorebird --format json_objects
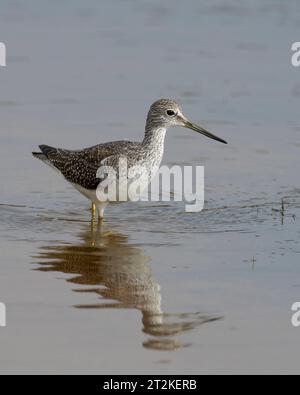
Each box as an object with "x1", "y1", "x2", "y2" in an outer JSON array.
[{"x1": 33, "y1": 99, "x2": 227, "y2": 220}]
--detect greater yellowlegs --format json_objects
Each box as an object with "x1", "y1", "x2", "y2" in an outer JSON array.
[{"x1": 33, "y1": 99, "x2": 227, "y2": 220}]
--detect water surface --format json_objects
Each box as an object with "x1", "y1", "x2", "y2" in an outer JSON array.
[{"x1": 0, "y1": 0, "x2": 300, "y2": 374}]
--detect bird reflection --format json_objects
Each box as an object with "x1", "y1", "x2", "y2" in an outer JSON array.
[{"x1": 34, "y1": 223, "x2": 222, "y2": 351}]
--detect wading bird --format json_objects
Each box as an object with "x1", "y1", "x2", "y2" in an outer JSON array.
[{"x1": 33, "y1": 99, "x2": 227, "y2": 220}]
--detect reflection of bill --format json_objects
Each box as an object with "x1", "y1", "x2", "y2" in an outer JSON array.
[
  {"x1": 35, "y1": 223, "x2": 222, "y2": 351},
  {"x1": 96, "y1": 157, "x2": 205, "y2": 212},
  {"x1": 0, "y1": 42, "x2": 6, "y2": 67},
  {"x1": 0, "y1": 302, "x2": 6, "y2": 327}
]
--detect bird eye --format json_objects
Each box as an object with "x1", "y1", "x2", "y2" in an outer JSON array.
[{"x1": 166, "y1": 109, "x2": 176, "y2": 117}]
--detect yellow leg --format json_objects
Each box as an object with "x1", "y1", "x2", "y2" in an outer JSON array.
[
  {"x1": 91, "y1": 203, "x2": 96, "y2": 219},
  {"x1": 98, "y1": 208, "x2": 104, "y2": 222}
]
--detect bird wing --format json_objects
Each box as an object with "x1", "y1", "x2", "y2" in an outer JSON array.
[
  {"x1": 34, "y1": 142, "x2": 140, "y2": 190},
  {"x1": 35, "y1": 145, "x2": 105, "y2": 189},
  {"x1": 61, "y1": 157, "x2": 102, "y2": 190}
]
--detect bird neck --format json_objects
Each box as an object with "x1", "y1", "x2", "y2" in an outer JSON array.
[{"x1": 142, "y1": 127, "x2": 167, "y2": 152}]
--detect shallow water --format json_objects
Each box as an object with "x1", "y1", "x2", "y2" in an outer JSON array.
[{"x1": 0, "y1": 0, "x2": 300, "y2": 374}]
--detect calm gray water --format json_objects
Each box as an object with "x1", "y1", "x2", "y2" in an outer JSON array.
[{"x1": 0, "y1": 0, "x2": 300, "y2": 374}]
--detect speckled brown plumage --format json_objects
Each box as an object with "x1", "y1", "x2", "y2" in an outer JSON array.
[{"x1": 33, "y1": 141, "x2": 141, "y2": 190}]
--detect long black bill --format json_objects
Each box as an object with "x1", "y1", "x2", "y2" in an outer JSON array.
[{"x1": 184, "y1": 120, "x2": 228, "y2": 144}]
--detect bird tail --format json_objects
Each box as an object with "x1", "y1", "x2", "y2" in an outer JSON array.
[
  {"x1": 32, "y1": 152, "x2": 47, "y2": 161},
  {"x1": 32, "y1": 145, "x2": 59, "y2": 170},
  {"x1": 38, "y1": 145, "x2": 58, "y2": 157},
  {"x1": 32, "y1": 145, "x2": 58, "y2": 161}
]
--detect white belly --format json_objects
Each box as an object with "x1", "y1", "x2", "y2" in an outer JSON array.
[{"x1": 72, "y1": 183, "x2": 98, "y2": 202}]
